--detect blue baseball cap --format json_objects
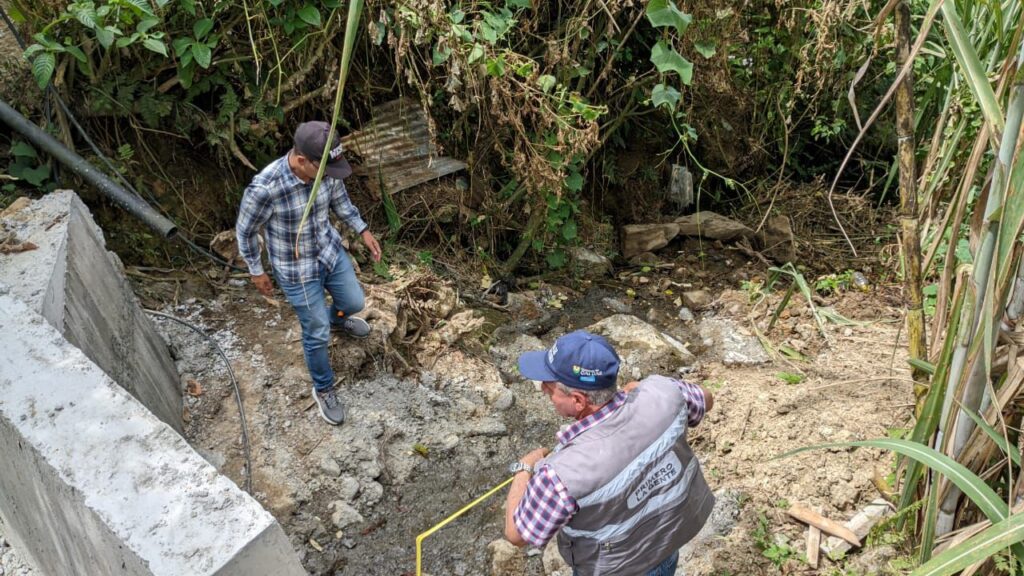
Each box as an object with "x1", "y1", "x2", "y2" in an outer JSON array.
[{"x1": 517, "y1": 330, "x2": 620, "y2": 390}]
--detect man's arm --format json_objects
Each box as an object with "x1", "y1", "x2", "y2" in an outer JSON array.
[
  {"x1": 504, "y1": 472, "x2": 532, "y2": 546},
  {"x1": 328, "y1": 179, "x2": 369, "y2": 235},
  {"x1": 504, "y1": 449, "x2": 578, "y2": 548},
  {"x1": 328, "y1": 180, "x2": 381, "y2": 261},
  {"x1": 236, "y1": 183, "x2": 273, "y2": 295}
]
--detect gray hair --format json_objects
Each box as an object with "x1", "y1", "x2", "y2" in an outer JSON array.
[{"x1": 555, "y1": 382, "x2": 617, "y2": 406}]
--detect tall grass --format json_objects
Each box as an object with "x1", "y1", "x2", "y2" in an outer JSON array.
[{"x1": 886, "y1": 0, "x2": 1024, "y2": 570}]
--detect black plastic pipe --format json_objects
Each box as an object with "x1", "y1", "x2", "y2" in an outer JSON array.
[{"x1": 0, "y1": 98, "x2": 177, "y2": 239}]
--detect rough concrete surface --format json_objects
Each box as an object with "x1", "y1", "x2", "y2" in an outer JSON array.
[
  {"x1": 0, "y1": 294, "x2": 304, "y2": 576},
  {"x1": 0, "y1": 516, "x2": 33, "y2": 576},
  {"x1": 0, "y1": 191, "x2": 182, "y2": 431}
]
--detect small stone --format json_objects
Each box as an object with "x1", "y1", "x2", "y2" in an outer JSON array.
[
  {"x1": 441, "y1": 434, "x2": 460, "y2": 450},
  {"x1": 682, "y1": 290, "x2": 712, "y2": 309},
  {"x1": 320, "y1": 457, "x2": 341, "y2": 477},
  {"x1": 677, "y1": 307, "x2": 694, "y2": 322},
  {"x1": 361, "y1": 480, "x2": 384, "y2": 506},
  {"x1": 775, "y1": 403, "x2": 794, "y2": 415},
  {"x1": 601, "y1": 297, "x2": 632, "y2": 314},
  {"x1": 360, "y1": 461, "x2": 382, "y2": 480},
  {"x1": 466, "y1": 418, "x2": 507, "y2": 437},
  {"x1": 330, "y1": 502, "x2": 364, "y2": 529},
  {"x1": 338, "y1": 476, "x2": 361, "y2": 501},
  {"x1": 843, "y1": 327, "x2": 854, "y2": 337},
  {"x1": 492, "y1": 388, "x2": 515, "y2": 411}
]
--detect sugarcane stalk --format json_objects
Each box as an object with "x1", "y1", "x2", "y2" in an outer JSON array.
[
  {"x1": 935, "y1": 33, "x2": 1024, "y2": 537},
  {"x1": 894, "y1": 0, "x2": 929, "y2": 406}
]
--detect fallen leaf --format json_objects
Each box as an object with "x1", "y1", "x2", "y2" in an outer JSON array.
[
  {"x1": 262, "y1": 295, "x2": 281, "y2": 308},
  {"x1": 186, "y1": 379, "x2": 203, "y2": 397}
]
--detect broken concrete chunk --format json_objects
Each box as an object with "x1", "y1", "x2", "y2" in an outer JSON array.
[
  {"x1": 821, "y1": 499, "x2": 892, "y2": 557},
  {"x1": 319, "y1": 457, "x2": 342, "y2": 478},
  {"x1": 674, "y1": 211, "x2": 754, "y2": 241},
  {"x1": 698, "y1": 317, "x2": 770, "y2": 366},
  {"x1": 338, "y1": 476, "x2": 361, "y2": 501},
  {"x1": 329, "y1": 502, "x2": 364, "y2": 530}
]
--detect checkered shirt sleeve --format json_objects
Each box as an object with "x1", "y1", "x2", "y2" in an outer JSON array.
[
  {"x1": 236, "y1": 181, "x2": 273, "y2": 277},
  {"x1": 675, "y1": 380, "x2": 707, "y2": 427},
  {"x1": 329, "y1": 180, "x2": 368, "y2": 235},
  {"x1": 512, "y1": 465, "x2": 578, "y2": 547}
]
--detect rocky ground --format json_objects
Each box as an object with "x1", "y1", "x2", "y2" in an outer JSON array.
[{"x1": 126, "y1": 238, "x2": 914, "y2": 576}]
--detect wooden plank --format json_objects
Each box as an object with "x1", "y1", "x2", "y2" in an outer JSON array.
[
  {"x1": 806, "y1": 525, "x2": 821, "y2": 568},
  {"x1": 787, "y1": 503, "x2": 861, "y2": 547}
]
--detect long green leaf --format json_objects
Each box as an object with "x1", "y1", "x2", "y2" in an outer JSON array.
[
  {"x1": 911, "y1": 512, "x2": 1024, "y2": 576},
  {"x1": 295, "y1": 2, "x2": 364, "y2": 254},
  {"x1": 940, "y1": 2, "x2": 1004, "y2": 135},
  {"x1": 961, "y1": 408, "x2": 1021, "y2": 467},
  {"x1": 780, "y1": 439, "x2": 1007, "y2": 522}
]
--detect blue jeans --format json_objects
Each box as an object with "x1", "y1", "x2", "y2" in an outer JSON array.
[
  {"x1": 276, "y1": 250, "x2": 364, "y2": 392},
  {"x1": 572, "y1": 551, "x2": 679, "y2": 576}
]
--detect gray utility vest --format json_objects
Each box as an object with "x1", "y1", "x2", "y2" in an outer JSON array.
[{"x1": 544, "y1": 375, "x2": 714, "y2": 576}]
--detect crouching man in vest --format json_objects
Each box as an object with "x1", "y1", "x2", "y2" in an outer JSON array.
[{"x1": 504, "y1": 330, "x2": 715, "y2": 576}]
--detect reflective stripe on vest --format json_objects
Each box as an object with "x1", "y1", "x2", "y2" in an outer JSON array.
[
  {"x1": 573, "y1": 402, "x2": 689, "y2": 508},
  {"x1": 560, "y1": 454, "x2": 700, "y2": 542}
]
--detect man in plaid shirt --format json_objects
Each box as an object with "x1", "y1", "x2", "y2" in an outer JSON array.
[
  {"x1": 236, "y1": 121, "x2": 381, "y2": 426},
  {"x1": 504, "y1": 331, "x2": 715, "y2": 576}
]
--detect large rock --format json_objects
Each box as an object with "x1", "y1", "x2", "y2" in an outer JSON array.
[
  {"x1": 431, "y1": 349, "x2": 510, "y2": 407},
  {"x1": 543, "y1": 540, "x2": 571, "y2": 575},
  {"x1": 621, "y1": 223, "x2": 680, "y2": 259},
  {"x1": 489, "y1": 333, "x2": 544, "y2": 380},
  {"x1": 697, "y1": 317, "x2": 770, "y2": 366},
  {"x1": 586, "y1": 315, "x2": 695, "y2": 381},
  {"x1": 569, "y1": 247, "x2": 613, "y2": 278},
  {"x1": 758, "y1": 215, "x2": 796, "y2": 264},
  {"x1": 488, "y1": 539, "x2": 525, "y2": 576},
  {"x1": 674, "y1": 211, "x2": 753, "y2": 241}
]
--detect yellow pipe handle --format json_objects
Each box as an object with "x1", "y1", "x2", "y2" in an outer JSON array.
[{"x1": 415, "y1": 476, "x2": 516, "y2": 576}]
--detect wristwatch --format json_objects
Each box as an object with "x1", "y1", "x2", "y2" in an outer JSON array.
[{"x1": 508, "y1": 461, "x2": 535, "y2": 475}]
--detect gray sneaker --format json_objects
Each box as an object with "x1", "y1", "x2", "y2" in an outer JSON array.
[
  {"x1": 313, "y1": 387, "x2": 346, "y2": 425},
  {"x1": 332, "y1": 316, "x2": 370, "y2": 339}
]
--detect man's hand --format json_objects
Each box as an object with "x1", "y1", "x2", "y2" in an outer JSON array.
[
  {"x1": 361, "y1": 229, "x2": 382, "y2": 262},
  {"x1": 519, "y1": 447, "x2": 550, "y2": 468},
  {"x1": 251, "y1": 273, "x2": 274, "y2": 297}
]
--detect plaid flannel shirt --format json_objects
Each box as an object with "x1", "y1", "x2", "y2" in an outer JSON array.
[
  {"x1": 236, "y1": 154, "x2": 368, "y2": 285},
  {"x1": 512, "y1": 379, "x2": 707, "y2": 548}
]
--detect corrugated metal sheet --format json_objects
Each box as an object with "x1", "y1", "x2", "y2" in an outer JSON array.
[{"x1": 341, "y1": 99, "x2": 466, "y2": 195}]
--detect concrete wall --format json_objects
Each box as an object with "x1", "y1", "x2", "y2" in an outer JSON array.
[
  {"x1": 0, "y1": 294, "x2": 305, "y2": 576},
  {"x1": 0, "y1": 191, "x2": 182, "y2": 432}
]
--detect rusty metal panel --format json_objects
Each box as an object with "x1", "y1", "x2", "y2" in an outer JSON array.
[{"x1": 342, "y1": 99, "x2": 466, "y2": 195}]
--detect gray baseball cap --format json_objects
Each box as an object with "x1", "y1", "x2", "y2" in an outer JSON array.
[{"x1": 293, "y1": 121, "x2": 352, "y2": 179}]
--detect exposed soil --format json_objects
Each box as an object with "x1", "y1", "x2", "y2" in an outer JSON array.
[{"x1": 130, "y1": 236, "x2": 914, "y2": 576}]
